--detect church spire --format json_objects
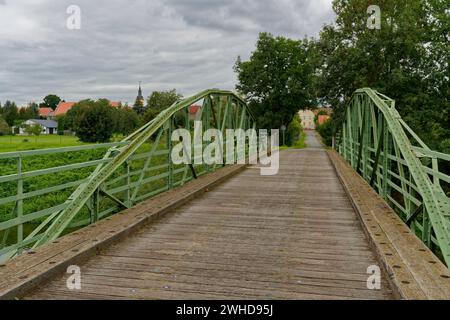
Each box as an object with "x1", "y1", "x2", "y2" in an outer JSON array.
[
  {"x1": 133, "y1": 82, "x2": 145, "y2": 115},
  {"x1": 137, "y1": 81, "x2": 143, "y2": 100}
]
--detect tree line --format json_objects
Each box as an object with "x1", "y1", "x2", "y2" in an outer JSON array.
[
  {"x1": 0, "y1": 90, "x2": 182, "y2": 142},
  {"x1": 235, "y1": 0, "x2": 449, "y2": 152},
  {"x1": 57, "y1": 90, "x2": 182, "y2": 142}
]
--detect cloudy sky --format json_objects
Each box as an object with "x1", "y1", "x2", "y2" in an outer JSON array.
[{"x1": 0, "y1": 0, "x2": 335, "y2": 106}]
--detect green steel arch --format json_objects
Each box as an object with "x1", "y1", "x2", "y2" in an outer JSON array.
[
  {"x1": 1, "y1": 89, "x2": 255, "y2": 259},
  {"x1": 335, "y1": 88, "x2": 450, "y2": 267}
]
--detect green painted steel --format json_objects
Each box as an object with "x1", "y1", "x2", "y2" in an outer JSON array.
[
  {"x1": 335, "y1": 88, "x2": 450, "y2": 268},
  {"x1": 0, "y1": 89, "x2": 256, "y2": 262}
]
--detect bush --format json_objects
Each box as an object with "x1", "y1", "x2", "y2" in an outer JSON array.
[
  {"x1": 72, "y1": 100, "x2": 114, "y2": 143},
  {"x1": 285, "y1": 115, "x2": 302, "y2": 147},
  {"x1": 317, "y1": 119, "x2": 333, "y2": 146},
  {"x1": 112, "y1": 108, "x2": 141, "y2": 136},
  {"x1": 0, "y1": 116, "x2": 10, "y2": 136}
]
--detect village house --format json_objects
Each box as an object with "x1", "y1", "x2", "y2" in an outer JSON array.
[
  {"x1": 16, "y1": 119, "x2": 58, "y2": 135},
  {"x1": 298, "y1": 107, "x2": 333, "y2": 130},
  {"x1": 38, "y1": 101, "x2": 122, "y2": 120},
  {"x1": 298, "y1": 109, "x2": 316, "y2": 130},
  {"x1": 38, "y1": 107, "x2": 53, "y2": 119},
  {"x1": 189, "y1": 105, "x2": 201, "y2": 120}
]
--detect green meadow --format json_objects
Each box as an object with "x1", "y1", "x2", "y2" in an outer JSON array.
[{"x1": 0, "y1": 135, "x2": 86, "y2": 152}]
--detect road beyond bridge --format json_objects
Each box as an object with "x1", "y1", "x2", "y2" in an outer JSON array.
[{"x1": 1, "y1": 131, "x2": 449, "y2": 300}]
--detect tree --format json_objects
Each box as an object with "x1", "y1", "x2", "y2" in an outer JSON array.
[
  {"x1": 316, "y1": 0, "x2": 449, "y2": 151},
  {"x1": 285, "y1": 115, "x2": 303, "y2": 147},
  {"x1": 41, "y1": 94, "x2": 61, "y2": 111},
  {"x1": 133, "y1": 98, "x2": 146, "y2": 116},
  {"x1": 56, "y1": 115, "x2": 67, "y2": 135},
  {"x1": 2, "y1": 101, "x2": 18, "y2": 126},
  {"x1": 112, "y1": 107, "x2": 141, "y2": 136},
  {"x1": 18, "y1": 102, "x2": 39, "y2": 120},
  {"x1": 0, "y1": 116, "x2": 10, "y2": 136},
  {"x1": 317, "y1": 118, "x2": 333, "y2": 147},
  {"x1": 22, "y1": 124, "x2": 34, "y2": 136},
  {"x1": 234, "y1": 32, "x2": 316, "y2": 129},
  {"x1": 143, "y1": 89, "x2": 182, "y2": 123},
  {"x1": 31, "y1": 124, "x2": 42, "y2": 142},
  {"x1": 72, "y1": 99, "x2": 114, "y2": 143}
]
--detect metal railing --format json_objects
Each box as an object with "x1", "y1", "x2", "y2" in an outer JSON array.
[
  {"x1": 0, "y1": 89, "x2": 256, "y2": 262},
  {"x1": 335, "y1": 88, "x2": 450, "y2": 268}
]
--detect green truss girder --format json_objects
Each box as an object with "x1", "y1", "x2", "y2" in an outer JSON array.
[
  {"x1": 336, "y1": 88, "x2": 450, "y2": 268},
  {"x1": 28, "y1": 89, "x2": 255, "y2": 249}
]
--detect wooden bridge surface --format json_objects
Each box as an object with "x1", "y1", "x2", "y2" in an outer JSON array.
[{"x1": 23, "y1": 134, "x2": 396, "y2": 300}]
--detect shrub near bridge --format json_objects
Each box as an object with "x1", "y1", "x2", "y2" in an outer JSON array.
[
  {"x1": 70, "y1": 99, "x2": 114, "y2": 143},
  {"x1": 316, "y1": 119, "x2": 332, "y2": 147}
]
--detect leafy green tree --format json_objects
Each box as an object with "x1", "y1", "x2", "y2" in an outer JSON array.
[
  {"x1": 31, "y1": 124, "x2": 42, "y2": 142},
  {"x1": 316, "y1": 0, "x2": 449, "y2": 151},
  {"x1": 235, "y1": 32, "x2": 316, "y2": 129},
  {"x1": 28, "y1": 102, "x2": 40, "y2": 119},
  {"x1": 112, "y1": 107, "x2": 141, "y2": 136},
  {"x1": 72, "y1": 99, "x2": 114, "y2": 143},
  {"x1": 0, "y1": 116, "x2": 10, "y2": 135},
  {"x1": 143, "y1": 89, "x2": 182, "y2": 123},
  {"x1": 41, "y1": 94, "x2": 61, "y2": 111},
  {"x1": 56, "y1": 115, "x2": 67, "y2": 135},
  {"x1": 22, "y1": 124, "x2": 34, "y2": 136},
  {"x1": 285, "y1": 115, "x2": 303, "y2": 147},
  {"x1": 18, "y1": 102, "x2": 39, "y2": 120},
  {"x1": 317, "y1": 119, "x2": 333, "y2": 147},
  {"x1": 133, "y1": 98, "x2": 146, "y2": 116},
  {"x1": 2, "y1": 101, "x2": 18, "y2": 126}
]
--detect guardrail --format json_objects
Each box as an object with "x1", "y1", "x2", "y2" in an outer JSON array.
[
  {"x1": 335, "y1": 88, "x2": 450, "y2": 268},
  {"x1": 0, "y1": 89, "x2": 257, "y2": 262}
]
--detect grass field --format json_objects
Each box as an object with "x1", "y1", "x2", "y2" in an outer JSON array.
[{"x1": 0, "y1": 135, "x2": 87, "y2": 152}]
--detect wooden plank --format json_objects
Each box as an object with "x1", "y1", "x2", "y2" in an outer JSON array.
[
  {"x1": 0, "y1": 164, "x2": 247, "y2": 299},
  {"x1": 23, "y1": 149, "x2": 393, "y2": 300},
  {"x1": 328, "y1": 150, "x2": 450, "y2": 300}
]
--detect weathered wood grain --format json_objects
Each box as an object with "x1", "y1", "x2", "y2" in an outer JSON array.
[{"x1": 24, "y1": 149, "x2": 394, "y2": 300}]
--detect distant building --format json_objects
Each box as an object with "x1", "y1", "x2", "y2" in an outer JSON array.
[
  {"x1": 189, "y1": 105, "x2": 201, "y2": 120},
  {"x1": 38, "y1": 107, "x2": 53, "y2": 118},
  {"x1": 298, "y1": 110, "x2": 316, "y2": 130},
  {"x1": 314, "y1": 107, "x2": 333, "y2": 117},
  {"x1": 16, "y1": 119, "x2": 58, "y2": 135},
  {"x1": 317, "y1": 115, "x2": 331, "y2": 125},
  {"x1": 45, "y1": 100, "x2": 122, "y2": 118},
  {"x1": 53, "y1": 102, "x2": 77, "y2": 117}
]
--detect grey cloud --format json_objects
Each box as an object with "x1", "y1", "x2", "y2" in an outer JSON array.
[{"x1": 0, "y1": 0, "x2": 335, "y2": 106}]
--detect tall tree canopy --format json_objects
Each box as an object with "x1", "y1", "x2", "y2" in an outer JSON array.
[
  {"x1": 41, "y1": 94, "x2": 62, "y2": 111},
  {"x1": 18, "y1": 102, "x2": 39, "y2": 120},
  {"x1": 143, "y1": 89, "x2": 182, "y2": 123},
  {"x1": 1, "y1": 101, "x2": 18, "y2": 126},
  {"x1": 234, "y1": 32, "x2": 316, "y2": 129},
  {"x1": 316, "y1": 0, "x2": 449, "y2": 151},
  {"x1": 68, "y1": 99, "x2": 114, "y2": 143}
]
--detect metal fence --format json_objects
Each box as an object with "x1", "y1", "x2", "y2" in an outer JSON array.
[{"x1": 0, "y1": 90, "x2": 257, "y2": 262}]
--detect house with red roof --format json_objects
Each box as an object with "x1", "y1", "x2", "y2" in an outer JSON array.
[
  {"x1": 189, "y1": 105, "x2": 201, "y2": 120},
  {"x1": 44, "y1": 101, "x2": 122, "y2": 119},
  {"x1": 53, "y1": 102, "x2": 77, "y2": 117},
  {"x1": 317, "y1": 114, "x2": 331, "y2": 125},
  {"x1": 38, "y1": 107, "x2": 53, "y2": 118}
]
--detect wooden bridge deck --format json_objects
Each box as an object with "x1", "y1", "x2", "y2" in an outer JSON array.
[
  {"x1": 23, "y1": 147, "x2": 394, "y2": 300},
  {"x1": 2, "y1": 132, "x2": 449, "y2": 300}
]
